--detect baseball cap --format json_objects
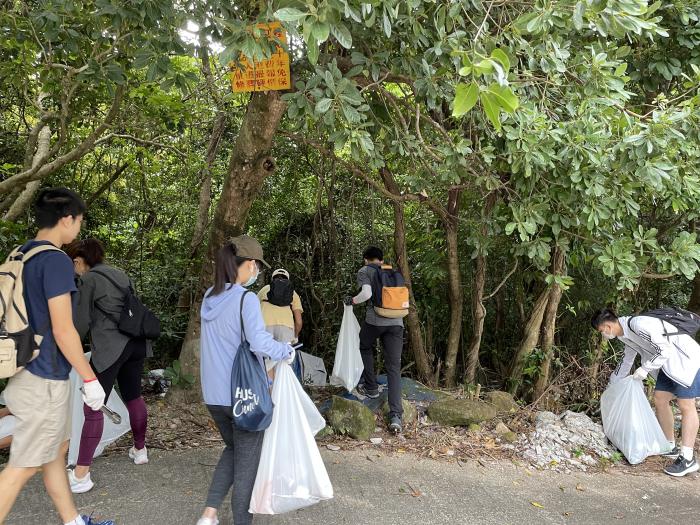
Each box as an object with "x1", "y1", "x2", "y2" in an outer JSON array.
[
  {"x1": 272, "y1": 268, "x2": 290, "y2": 279},
  {"x1": 230, "y1": 235, "x2": 270, "y2": 268}
]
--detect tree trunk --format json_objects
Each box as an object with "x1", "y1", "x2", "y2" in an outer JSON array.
[
  {"x1": 177, "y1": 111, "x2": 228, "y2": 311},
  {"x1": 179, "y1": 91, "x2": 287, "y2": 381},
  {"x1": 442, "y1": 188, "x2": 463, "y2": 388},
  {"x1": 533, "y1": 246, "x2": 566, "y2": 400},
  {"x1": 507, "y1": 287, "x2": 550, "y2": 394},
  {"x1": 380, "y1": 168, "x2": 433, "y2": 385},
  {"x1": 465, "y1": 252, "x2": 486, "y2": 384},
  {"x1": 4, "y1": 124, "x2": 52, "y2": 221},
  {"x1": 688, "y1": 273, "x2": 700, "y2": 315}
]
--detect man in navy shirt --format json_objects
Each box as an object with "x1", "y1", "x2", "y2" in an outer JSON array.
[{"x1": 0, "y1": 188, "x2": 113, "y2": 525}]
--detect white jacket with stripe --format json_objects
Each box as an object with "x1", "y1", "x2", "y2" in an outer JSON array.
[{"x1": 610, "y1": 315, "x2": 700, "y2": 388}]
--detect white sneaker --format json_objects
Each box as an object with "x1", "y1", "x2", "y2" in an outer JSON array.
[
  {"x1": 196, "y1": 518, "x2": 219, "y2": 525},
  {"x1": 67, "y1": 469, "x2": 94, "y2": 494},
  {"x1": 128, "y1": 446, "x2": 149, "y2": 465}
]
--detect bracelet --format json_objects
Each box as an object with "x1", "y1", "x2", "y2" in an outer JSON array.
[{"x1": 84, "y1": 377, "x2": 98, "y2": 383}]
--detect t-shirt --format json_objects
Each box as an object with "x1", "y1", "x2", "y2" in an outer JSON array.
[
  {"x1": 21, "y1": 240, "x2": 77, "y2": 381},
  {"x1": 357, "y1": 265, "x2": 404, "y2": 327},
  {"x1": 257, "y1": 285, "x2": 303, "y2": 330}
]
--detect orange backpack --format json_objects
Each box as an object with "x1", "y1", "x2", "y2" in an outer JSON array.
[{"x1": 369, "y1": 264, "x2": 409, "y2": 319}]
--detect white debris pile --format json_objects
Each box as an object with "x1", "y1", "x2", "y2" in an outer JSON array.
[{"x1": 519, "y1": 411, "x2": 617, "y2": 471}]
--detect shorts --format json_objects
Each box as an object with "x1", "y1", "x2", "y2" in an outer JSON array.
[
  {"x1": 3, "y1": 369, "x2": 71, "y2": 467},
  {"x1": 655, "y1": 369, "x2": 700, "y2": 399}
]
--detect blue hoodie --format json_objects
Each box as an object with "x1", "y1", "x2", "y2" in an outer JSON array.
[{"x1": 200, "y1": 284, "x2": 291, "y2": 406}]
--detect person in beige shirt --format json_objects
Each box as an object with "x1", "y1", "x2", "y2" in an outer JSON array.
[{"x1": 257, "y1": 269, "x2": 303, "y2": 377}]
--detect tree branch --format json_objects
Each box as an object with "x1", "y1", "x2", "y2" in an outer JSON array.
[{"x1": 95, "y1": 133, "x2": 186, "y2": 157}]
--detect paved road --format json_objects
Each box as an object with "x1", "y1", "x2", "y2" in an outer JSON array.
[{"x1": 7, "y1": 447, "x2": 700, "y2": 524}]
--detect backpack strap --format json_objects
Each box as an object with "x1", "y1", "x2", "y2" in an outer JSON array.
[
  {"x1": 90, "y1": 269, "x2": 129, "y2": 325},
  {"x1": 239, "y1": 290, "x2": 251, "y2": 343},
  {"x1": 9, "y1": 243, "x2": 63, "y2": 263}
]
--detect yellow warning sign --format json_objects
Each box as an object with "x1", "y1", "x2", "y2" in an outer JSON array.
[{"x1": 230, "y1": 22, "x2": 291, "y2": 93}]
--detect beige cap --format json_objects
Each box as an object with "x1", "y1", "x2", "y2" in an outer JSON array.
[
  {"x1": 230, "y1": 235, "x2": 270, "y2": 268},
  {"x1": 272, "y1": 268, "x2": 289, "y2": 279}
]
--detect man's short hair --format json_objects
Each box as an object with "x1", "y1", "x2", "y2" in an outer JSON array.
[
  {"x1": 33, "y1": 188, "x2": 86, "y2": 229},
  {"x1": 363, "y1": 246, "x2": 383, "y2": 261},
  {"x1": 591, "y1": 308, "x2": 618, "y2": 329}
]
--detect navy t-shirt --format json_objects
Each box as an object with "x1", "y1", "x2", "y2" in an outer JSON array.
[{"x1": 21, "y1": 240, "x2": 77, "y2": 380}]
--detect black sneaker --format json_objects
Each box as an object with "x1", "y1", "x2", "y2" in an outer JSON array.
[
  {"x1": 663, "y1": 446, "x2": 681, "y2": 459},
  {"x1": 664, "y1": 456, "x2": 700, "y2": 477},
  {"x1": 389, "y1": 415, "x2": 403, "y2": 434},
  {"x1": 356, "y1": 384, "x2": 380, "y2": 399}
]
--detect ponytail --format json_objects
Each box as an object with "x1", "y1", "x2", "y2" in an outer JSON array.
[{"x1": 210, "y1": 243, "x2": 243, "y2": 297}]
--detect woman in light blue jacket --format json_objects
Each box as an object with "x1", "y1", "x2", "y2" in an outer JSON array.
[{"x1": 197, "y1": 235, "x2": 293, "y2": 525}]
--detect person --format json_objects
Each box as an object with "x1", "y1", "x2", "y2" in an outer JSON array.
[
  {"x1": 64, "y1": 238, "x2": 150, "y2": 493},
  {"x1": 592, "y1": 307, "x2": 700, "y2": 477},
  {"x1": 257, "y1": 268, "x2": 303, "y2": 377},
  {"x1": 197, "y1": 235, "x2": 295, "y2": 525},
  {"x1": 0, "y1": 188, "x2": 113, "y2": 525},
  {"x1": 344, "y1": 246, "x2": 404, "y2": 434}
]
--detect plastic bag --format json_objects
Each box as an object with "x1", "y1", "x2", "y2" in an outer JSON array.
[
  {"x1": 600, "y1": 376, "x2": 671, "y2": 464},
  {"x1": 329, "y1": 305, "x2": 363, "y2": 391},
  {"x1": 249, "y1": 362, "x2": 333, "y2": 515},
  {"x1": 67, "y1": 354, "x2": 132, "y2": 466}
]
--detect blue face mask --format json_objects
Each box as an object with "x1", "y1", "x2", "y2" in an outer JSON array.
[{"x1": 243, "y1": 264, "x2": 259, "y2": 288}]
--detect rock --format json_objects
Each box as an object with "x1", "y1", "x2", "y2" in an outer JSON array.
[
  {"x1": 502, "y1": 431, "x2": 518, "y2": 443},
  {"x1": 495, "y1": 421, "x2": 511, "y2": 436},
  {"x1": 370, "y1": 438, "x2": 383, "y2": 445},
  {"x1": 381, "y1": 399, "x2": 417, "y2": 425},
  {"x1": 427, "y1": 399, "x2": 497, "y2": 427},
  {"x1": 315, "y1": 425, "x2": 334, "y2": 439},
  {"x1": 326, "y1": 396, "x2": 376, "y2": 440},
  {"x1": 467, "y1": 423, "x2": 482, "y2": 432},
  {"x1": 484, "y1": 391, "x2": 519, "y2": 415}
]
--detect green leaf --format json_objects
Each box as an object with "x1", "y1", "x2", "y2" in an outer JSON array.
[
  {"x1": 491, "y1": 49, "x2": 511, "y2": 73},
  {"x1": 274, "y1": 7, "x2": 308, "y2": 22},
  {"x1": 312, "y1": 22, "x2": 330, "y2": 43},
  {"x1": 452, "y1": 82, "x2": 479, "y2": 117},
  {"x1": 480, "y1": 91, "x2": 501, "y2": 130},
  {"x1": 573, "y1": 2, "x2": 585, "y2": 30},
  {"x1": 382, "y1": 8, "x2": 392, "y2": 38},
  {"x1": 487, "y1": 84, "x2": 519, "y2": 113},
  {"x1": 315, "y1": 98, "x2": 333, "y2": 113},
  {"x1": 331, "y1": 23, "x2": 353, "y2": 49},
  {"x1": 307, "y1": 37, "x2": 319, "y2": 65}
]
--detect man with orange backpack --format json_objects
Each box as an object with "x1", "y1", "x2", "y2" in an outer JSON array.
[{"x1": 345, "y1": 246, "x2": 409, "y2": 433}]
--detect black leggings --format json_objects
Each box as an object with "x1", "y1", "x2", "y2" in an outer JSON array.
[{"x1": 92, "y1": 338, "x2": 146, "y2": 402}]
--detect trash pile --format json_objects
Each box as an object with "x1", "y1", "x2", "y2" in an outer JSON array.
[{"x1": 519, "y1": 411, "x2": 617, "y2": 471}]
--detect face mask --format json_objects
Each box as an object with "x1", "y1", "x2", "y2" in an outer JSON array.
[
  {"x1": 601, "y1": 330, "x2": 616, "y2": 340},
  {"x1": 243, "y1": 263, "x2": 259, "y2": 288}
]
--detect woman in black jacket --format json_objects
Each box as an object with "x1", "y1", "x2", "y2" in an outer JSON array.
[{"x1": 65, "y1": 238, "x2": 149, "y2": 494}]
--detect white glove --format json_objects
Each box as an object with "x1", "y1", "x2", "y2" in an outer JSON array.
[
  {"x1": 285, "y1": 345, "x2": 296, "y2": 365},
  {"x1": 633, "y1": 367, "x2": 649, "y2": 381},
  {"x1": 82, "y1": 379, "x2": 106, "y2": 411}
]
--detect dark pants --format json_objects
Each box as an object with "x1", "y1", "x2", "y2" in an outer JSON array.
[
  {"x1": 78, "y1": 339, "x2": 148, "y2": 466},
  {"x1": 205, "y1": 405, "x2": 264, "y2": 524},
  {"x1": 359, "y1": 322, "x2": 404, "y2": 418}
]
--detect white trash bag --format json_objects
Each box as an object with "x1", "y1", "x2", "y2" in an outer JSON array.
[
  {"x1": 329, "y1": 305, "x2": 363, "y2": 391},
  {"x1": 67, "y1": 354, "x2": 132, "y2": 466},
  {"x1": 249, "y1": 362, "x2": 333, "y2": 515},
  {"x1": 600, "y1": 376, "x2": 671, "y2": 465}
]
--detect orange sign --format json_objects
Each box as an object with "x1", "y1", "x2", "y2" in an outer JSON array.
[{"x1": 230, "y1": 22, "x2": 291, "y2": 92}]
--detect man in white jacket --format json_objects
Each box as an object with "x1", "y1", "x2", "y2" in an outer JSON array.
[{"x1": 592, "y1": 308, "x2": 700, "y2": 477}]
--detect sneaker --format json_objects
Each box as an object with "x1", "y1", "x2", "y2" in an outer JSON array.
[
  {"x1": 82, "y1": 515, "x2": 115, "y2": 525},
  {"x1": 196, "y1": 518, "x2": 219, "y2": 525},
  {"x1": 68, "y1": 469, "x2": 94, "y2": 494},
  {"x1": 356, "y1": 385, "x2": 380, "y2": 399},
  {"x1": 129, "y1": 446, "x2": 149, "y2": 465},
  {"x1": 663, "y1": 446, "x2": 681, "y2": 459},
  {"x1": 664, "y1": 456, "x2": 700, "y2": 477},
  {"x1": 389, "y1": 415, "x2": 403, "y2": 434}
]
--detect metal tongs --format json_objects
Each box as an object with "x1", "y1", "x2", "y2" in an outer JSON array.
[{"x1": 80, "y1": 387, "x2": 122, "y2": 424}]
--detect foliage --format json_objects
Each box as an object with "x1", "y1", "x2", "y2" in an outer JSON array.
[{"x1": 164, "y1": 359, "x2": 195, "y2": 388}]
